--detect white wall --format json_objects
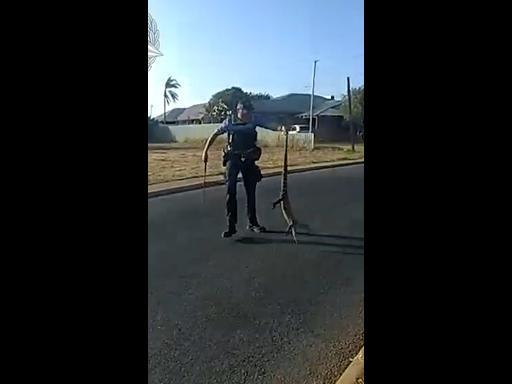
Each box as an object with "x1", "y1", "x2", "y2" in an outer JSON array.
[{"x1": 160, "y1": 123, "x2": 312, "y2": 148}]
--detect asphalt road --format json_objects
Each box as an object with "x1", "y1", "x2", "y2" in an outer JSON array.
[{"x1": 148, "y1": 164, "x2": 364, "y2": 384}]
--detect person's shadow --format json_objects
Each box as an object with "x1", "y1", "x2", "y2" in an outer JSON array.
[
  {"x1": 235, "y1": 229, "x2": 364, "y2": 253},
  {"x1": 265, "y1": 230, "x2": 363, "y2": 241}
]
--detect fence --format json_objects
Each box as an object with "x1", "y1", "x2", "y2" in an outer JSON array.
[{"x1": 150, "y1": 123, "x2": 313, "y2": 149}]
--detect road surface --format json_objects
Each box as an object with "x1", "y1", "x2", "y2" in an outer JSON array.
[{"x1": 148, "y1": 164, "x2": 364, "y2": 383}]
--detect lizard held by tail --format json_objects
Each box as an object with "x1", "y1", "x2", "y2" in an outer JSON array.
[{"x1": 272, "y1": 128, "x2": 298, "y2": 244}]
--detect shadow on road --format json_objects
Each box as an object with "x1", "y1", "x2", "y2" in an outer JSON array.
[
  {"x1": 319, "y1": 250, "x2": 364, "y2": 256},
  {"x1": 235, "y1": 235, "x2": 364, "y2": 251},
  {"x1": 264, "y1": 230, "x2": 364, "y2": 242}
]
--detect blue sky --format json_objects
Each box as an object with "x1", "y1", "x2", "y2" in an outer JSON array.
[{"x1": 148, "y1": 0, "x2": 364, "y2": 117}]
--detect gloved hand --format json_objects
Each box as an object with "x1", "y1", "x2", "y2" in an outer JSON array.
[{"x1": 220, "y1": 118, "x2": 231, "y2": 129}]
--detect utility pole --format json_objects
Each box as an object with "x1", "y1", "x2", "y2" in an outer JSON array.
[
  {"x1": 347, "y1": 76, "x2": 355, "y2": 151},
  {"x1": 309, "y1": 59, "x2": 319, "y2": 150}
]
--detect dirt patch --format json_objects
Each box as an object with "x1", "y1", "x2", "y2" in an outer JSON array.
[{"x1": 148, "y1": 146, "x2": 364, "y2": 185}]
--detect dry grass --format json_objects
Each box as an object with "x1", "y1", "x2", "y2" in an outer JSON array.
[{"x1": 148, "y1": 144, "x2": 364, "y2": 185}]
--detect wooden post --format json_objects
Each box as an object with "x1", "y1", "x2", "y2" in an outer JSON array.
[{"x1": 347, "y1": 77, "x2": 354, "y2": 151}]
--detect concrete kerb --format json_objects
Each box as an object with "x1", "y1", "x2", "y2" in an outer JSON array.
[
  {"x1": 148, "y1": 160, "x2": 364, "y2": 198},
  {"x1": 336, "y1": 347, "x2": 364, "y2": 384}
]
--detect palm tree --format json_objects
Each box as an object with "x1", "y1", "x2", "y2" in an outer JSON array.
[{"x1": 163, "y1": 77, "x2": 180, "y2": 124}]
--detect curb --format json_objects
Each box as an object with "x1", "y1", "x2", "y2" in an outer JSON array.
[
  {"x1": 148, "y1": 160, "x2": 364, "y2": 198},
  {"x1": 336, "y1": 347, "x2": 364, "y2": 384}
]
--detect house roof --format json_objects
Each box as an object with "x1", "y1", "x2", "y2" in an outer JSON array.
[
  {"x1": 176, "y1": 103, "x2": 207, "y2": 121},
  {"x1": 155, "y1": 108, "x2": 186, "y2": 122},
  {"x1": 297, "y1": 99, "x2": 344, "y2": 117},
  {"x1": 155, "y1": 93, "x2": 335, "y2": 123},
  {"x1": 253, "y1": 93, "x2": 328, "y2": 114}
]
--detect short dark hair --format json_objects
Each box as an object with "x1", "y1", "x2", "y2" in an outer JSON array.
[{"x1": 236, "y1": 100, "x2": 253, "y2": 112}]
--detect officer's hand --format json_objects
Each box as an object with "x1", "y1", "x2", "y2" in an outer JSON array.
[
  {"x1": 221, "y1": 118, "x2": 231, "y2": 128},
  {"x1": 202, "y1": 151, "x2": 208, "y2": 164}
]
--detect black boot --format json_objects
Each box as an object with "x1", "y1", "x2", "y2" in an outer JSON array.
[{"x1": 221, "y1": 225, "x2": 237, "y2": 238}]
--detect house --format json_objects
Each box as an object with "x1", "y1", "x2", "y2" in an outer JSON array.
[
  {"x1": 252, "y1": 93, "x2": 328, "y2": 124},
  {"x1": 156, "y1": 104, "x2": 207, "y2": 125},
  {"x1": 154, "y1": 108, "x2": 186, "y2": 124},
  {"x1": 175, "y1": 103, "x2": 207, "y2": 124},
  {"x1": 298, "y1": 98, "x2": 344, "y2": 141},
  {"x1": 157, "y1": 93, "x2": 336, "y2": 127},
  {"x1": 298, "y1": 98, "x2": 363, "y2": 143}
]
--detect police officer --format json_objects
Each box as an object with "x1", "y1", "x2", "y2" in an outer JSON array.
[{"x1": 202, "y1": 101, "x2": 286, "y2": 238}]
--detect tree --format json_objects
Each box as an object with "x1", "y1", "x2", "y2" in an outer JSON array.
[
  {"x1": 204, "y1": 87, "x2": 251, "y2": 122},
  {"x1": 247, "y1": 92, "x2": 272, "y2": 101},
  {"x1": 163, "y1": 76, "x2": 180, "y2": 124},
  {"x1": 212, "y1": 87, "x2": 253, "y2": 112},
  {"x1": 203, "y1": 100, "x2": 229, "y2": 123},
  {"x1": 203, "y1": 102, "x2": 215, "y2": 123},
  {"x1": 339, "y1": 85, "x2": 364, "y2": 147},
  {"x1": 340, "y1": 85, "x2": 364, "y2": 124},
  {"x1": 204, "y1": 87, "x2": 273, "y2": 122}
]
